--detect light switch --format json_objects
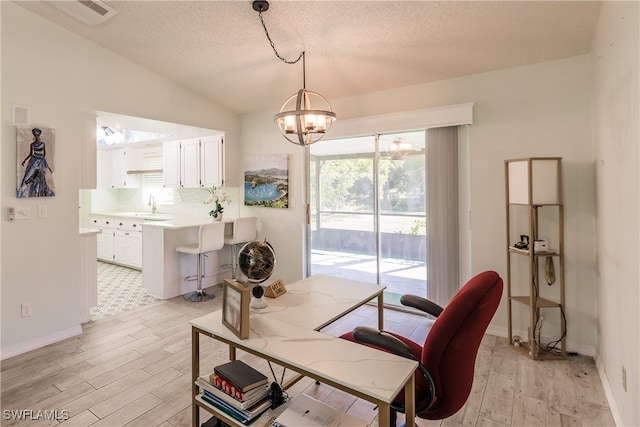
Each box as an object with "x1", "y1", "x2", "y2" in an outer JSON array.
[
  {"x1": 38, "y1": 205, "x2": 47, "y2": 218},
  {"x1": 15, "y1": 206, "x2": 30, "y2": 220}
]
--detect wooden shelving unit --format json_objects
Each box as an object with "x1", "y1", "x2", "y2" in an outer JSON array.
[{"x1": 505, "y1": 157, "x2": 566, "y2": 360}]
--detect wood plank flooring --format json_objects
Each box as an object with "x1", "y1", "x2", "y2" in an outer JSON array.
[{"x1": 1, "y1": 285, "x2": 614, "y2": 427}]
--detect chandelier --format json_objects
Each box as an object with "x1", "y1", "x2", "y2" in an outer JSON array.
[
  {"x1": 253, "y1": 1, "x2": 336, "y2": 147},
  {"x1": 386, "y1": 138, "x2": 415, "y2": 160}
]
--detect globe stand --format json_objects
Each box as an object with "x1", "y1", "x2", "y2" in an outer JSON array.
[{"x1": 250, "y1": 285, "x2": 269, "y2": 309}]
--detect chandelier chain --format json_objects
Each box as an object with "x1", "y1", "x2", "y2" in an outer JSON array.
[{"x1": 257, "y1": 10, "x2": 304, "y2": 65}]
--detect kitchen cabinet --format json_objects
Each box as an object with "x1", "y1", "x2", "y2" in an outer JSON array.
[
  {"x1": 93, "y1": 216, "x2": 115, "y2": 260},
  {"x1": 162, "y1": 136, "x2": 224, "y2": 188},
  {"x1": 114, "y1": 230, "x2": 142, "y2": 267},
  {"x1": 97, "y1": 147, "x2": 143, "y2": 188},
  {"x1": 91, "y1": 216, "x2": 142, "y2": 269}
]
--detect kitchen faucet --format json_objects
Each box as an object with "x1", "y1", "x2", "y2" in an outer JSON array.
[{"x1": 148, "y1": 194, "x2": 157, "y2": 214}]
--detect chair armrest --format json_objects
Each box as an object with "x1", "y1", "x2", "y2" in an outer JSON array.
[
  {"x1": 352, "y1": 326, "x2": 415, "y2": 360},
  {"x1": 352, "y1": 326, "x2": 436, "y2": 413},
  {"x1": 400, "y1": 294, "x2": 444, "y2": 318}
]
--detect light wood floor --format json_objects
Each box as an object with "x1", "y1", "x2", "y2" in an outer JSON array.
[{"x1": 1, "y1": 285, "x2": 615, "y2": 427}]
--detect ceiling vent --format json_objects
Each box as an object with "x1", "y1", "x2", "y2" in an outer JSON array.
[{"x1": 48, "y1": 0, "x2": 118, "y2": 26}]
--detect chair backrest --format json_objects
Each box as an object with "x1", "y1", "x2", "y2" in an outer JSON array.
[
  {"x1": 420, "y1": 270, "x2": 503, "y2": 420},
  {"x1": 198, "y1": 222, "x2": 226, "y2": 253},
  {"x1": 229, "y1": 217, "x2": 257, "y2": 245}
]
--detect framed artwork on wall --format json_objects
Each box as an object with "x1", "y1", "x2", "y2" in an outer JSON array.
[
  {"x1": 16, "y1": 125, "x2": 56, "y2": 198},
  {"x1": 244, "y1": 154, "x2": 288, "y2": 208},
  {"x1": 222, "y1": 279, "x2": 250, "y2": 339}
]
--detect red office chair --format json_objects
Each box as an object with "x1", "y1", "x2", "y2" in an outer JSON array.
[{"x1": 340, "y1": 270, "x2": 503, "y2": 426}]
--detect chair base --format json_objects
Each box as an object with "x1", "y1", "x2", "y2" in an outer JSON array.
[{"x1": 183, "y1": 289, "x2": 215, "y2": 302}]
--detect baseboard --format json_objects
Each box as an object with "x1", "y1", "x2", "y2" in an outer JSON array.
[
  {"x1": 0, "y1": 325, "x2": 83, "y2": 361},
  {"x1": 486, "y1": 325, "x2": 596, "y2": 357},
  {"x1": 595, "y1": 353, "x2": 623, "y2": 426}
]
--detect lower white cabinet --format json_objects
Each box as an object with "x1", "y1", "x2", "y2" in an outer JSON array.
[
  {"x1": 91, "y1": 216, "x2": 142, "y2": 269},
  {"x1": 114, "y1": 230, "x2": 142, "y2": 268},
  {"x1": 97, "y1": 227, "x2": 115, "y2": 260}
]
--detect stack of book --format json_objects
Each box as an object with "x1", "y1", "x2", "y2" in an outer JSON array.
[{"x1": 197, "y1": 360, "x2": 270, "y2": 424}]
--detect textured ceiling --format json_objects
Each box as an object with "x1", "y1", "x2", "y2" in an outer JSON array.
[{"x1": 16, "y1": 1, "x2": 602, "y2": 116}]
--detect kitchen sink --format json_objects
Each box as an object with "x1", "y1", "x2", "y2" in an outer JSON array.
[{"x1": 133, "y1": 213, "x2": 172, "y2": 221}]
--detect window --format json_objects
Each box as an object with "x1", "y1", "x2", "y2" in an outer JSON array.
[
  {"x1": 141, "y1": 146, "x2": 173, "y2": 206},
  {"x1": 309, "y1": 131, "x2": 427, "y2": 302}
]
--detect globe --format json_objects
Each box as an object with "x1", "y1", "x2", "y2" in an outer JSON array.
[{"x1": 237, "y1": 240, "x2": 276, "y2": 284}]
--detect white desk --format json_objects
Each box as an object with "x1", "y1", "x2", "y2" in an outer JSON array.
[
  {"x1": 190, "y1": 275, "x2": 417, "y2": 427},
  {"x1": 258, "y1": 275, "x2": 386, "y2": 331}
]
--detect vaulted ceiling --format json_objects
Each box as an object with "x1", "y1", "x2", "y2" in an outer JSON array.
[{"x1": 16, "y1": 1, "x2": 602, "y2": 115}]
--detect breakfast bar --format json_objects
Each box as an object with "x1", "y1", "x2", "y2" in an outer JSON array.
[{"x1": 141, "y1": 218, "x2": 233, "y2": 299}]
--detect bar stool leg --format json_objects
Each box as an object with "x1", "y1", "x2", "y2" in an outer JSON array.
[
  {"x1": 230, "y1": 244, "x2": 238, "y2": 280},
  {"x1": 183, "y1": 253, "x2": 215, "y2": 302}
]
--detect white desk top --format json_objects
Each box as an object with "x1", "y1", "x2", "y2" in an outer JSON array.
[
  {"x1": 258, "y1": 275, "x2": 385, "y2": 330},
  {"x1": 190, "y1": 310, "x2": 417, "y2": 405}
]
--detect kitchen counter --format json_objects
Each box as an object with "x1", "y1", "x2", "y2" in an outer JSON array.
[
  {"x1": 90, "y1": 211, "x2": 231, "y2": 229},
  {"x1": 91, "y1": 211, "x2": 236, "y2": 299},
  {"x1": 80, "y1": 227, "x2": 101, "y2": 236},
  {"x1": 141, "y1": 218, "x2": 234, "y2": 299}
]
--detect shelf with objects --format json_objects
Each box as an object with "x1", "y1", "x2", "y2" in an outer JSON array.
[{"x1": 505, "y1": 157, "x2": 566, "y2": 360}]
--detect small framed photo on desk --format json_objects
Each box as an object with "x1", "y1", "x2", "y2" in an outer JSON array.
[{"x1": 222, "y1": 279, "x2": 250, "y2": 339}]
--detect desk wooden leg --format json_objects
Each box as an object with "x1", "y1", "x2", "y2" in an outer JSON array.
[
  {"x1": 378, "y1": 402, "x2": 390, "y2": 427},
  {"x1": 377, "y1": 293, "x2": 384, "y2": 330},
  {"x1": 404, "y1": 374, "x2": 415, "y2": 427},
  {"x1": 191, "y1": 327, "x2": 199, "y2": 427}
]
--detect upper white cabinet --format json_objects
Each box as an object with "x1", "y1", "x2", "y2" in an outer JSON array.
[
  {"x1": 163, "y1": 136, "x2": 224, "y2": 188},
  {"x1": 181, "y1": 138, "x2": 201, "y2": 188},
  {"x1": 97, "y1": 147, "x2": 143, "y2": 188},
  {"x1": 200, "y1": 137, "x2": 224, "y2": 187}
]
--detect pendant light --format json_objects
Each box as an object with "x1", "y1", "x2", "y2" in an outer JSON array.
[{"x1": 253, "y1": 1, "x2": 336, "y2": 147}]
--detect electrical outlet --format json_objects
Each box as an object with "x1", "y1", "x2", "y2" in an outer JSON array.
[
  {"x1": 622, "y1": 366, "x2": 627, "y2": 392},
  {"x1": 21, "y1": 303, "x2": 32, "y2": 318}
]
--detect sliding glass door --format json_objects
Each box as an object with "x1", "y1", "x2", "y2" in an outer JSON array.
[{"x1": 309, "y1": 132, "x2": 427, "y2": 303}]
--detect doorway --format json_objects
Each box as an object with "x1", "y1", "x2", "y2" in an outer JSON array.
[{"x1": 308, "y1": 131, "x2": 427, "y2": 304}]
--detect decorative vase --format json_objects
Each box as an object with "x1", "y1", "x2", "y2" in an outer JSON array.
[{"x1": 212, "y1": 214, "x2": 223, "y2": 222}]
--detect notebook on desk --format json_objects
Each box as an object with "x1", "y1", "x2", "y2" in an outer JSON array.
[{"x1": 273, "y1": 394, "x2": 369, "y2": 427}]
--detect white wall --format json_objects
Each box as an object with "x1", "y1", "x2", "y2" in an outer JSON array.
[
  {"x1": 0, "y1": 2, "x2": 239, "y2": 357},
  {"x1": 591, "y1": 2, "x2": 640, "y2": 426},
  {"x1": 241, "y1": 55, "x2": 597, "y2": 353}
]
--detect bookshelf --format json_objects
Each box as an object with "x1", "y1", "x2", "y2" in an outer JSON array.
[{"x1": 505, "y1": 157, "x2": 566, "y2": 360}]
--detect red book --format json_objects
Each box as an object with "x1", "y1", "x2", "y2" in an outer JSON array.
[
  {"x1": 209, "y1": 373, "x2": 267, "y2": 402},
  {"x1": 213, "y1": 360, "x2": 268, "y2": 392}
]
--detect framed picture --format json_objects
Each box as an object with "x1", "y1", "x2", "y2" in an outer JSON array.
[
  {"x1": 16, "y1": 125, "x2": 56, "y2": 198},
  {"x1": 222, "y1": 279, "x2": 250, "y2": 339},
  {"x1": 244, "y1": 154, "x2": 289, "y2": 208}
]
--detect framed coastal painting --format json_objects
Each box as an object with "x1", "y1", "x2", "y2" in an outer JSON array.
[
  {"x1": 244, "y1": 154, "x2": 288, "y2": 208},
  {"x1": 16, "y1": 126, "x2": 56, "y2": 198}
]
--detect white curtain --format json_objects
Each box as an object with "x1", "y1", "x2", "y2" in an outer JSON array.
[{"x1": 426, "y1": 127, "x2": 459, "y2": 305}]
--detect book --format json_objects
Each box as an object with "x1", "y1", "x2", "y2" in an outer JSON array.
[
  {"x1": 213, "y1": 360, "x2": 268, "y2": 392},
  {"x1": 196, "y1": 376, "x2": 268, "y2": 410},
  {"x1": 209, "y1": 373, "x2": 268, "y2": 402},
  {"x1": 200, "y1": 391, "x2": 270, "y2": 423}
]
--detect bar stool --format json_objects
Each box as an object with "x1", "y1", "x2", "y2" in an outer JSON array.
[
  {"x1": 224, "y1": 217, "x2": 257, "y2": 279},
  {"x1": 176, "y1": 222, "x2": 225, "y2": 302}
]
